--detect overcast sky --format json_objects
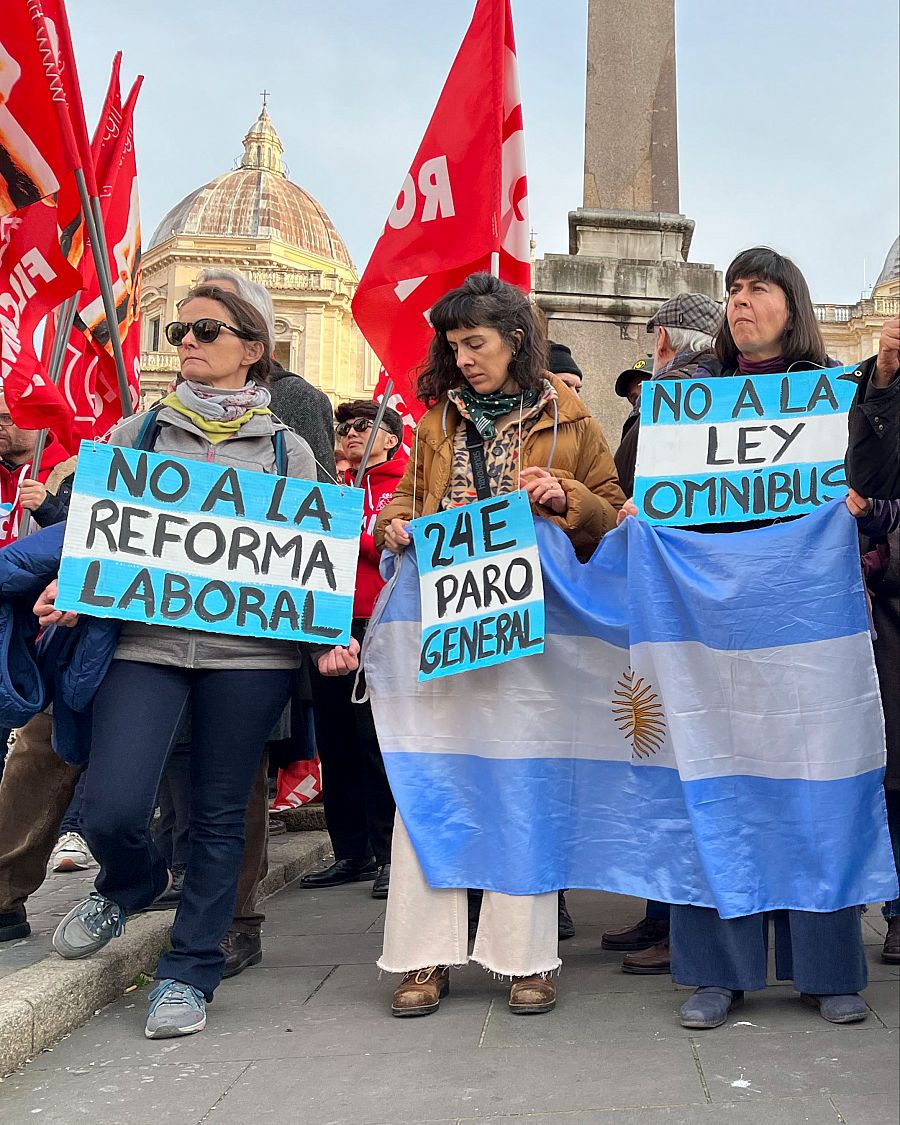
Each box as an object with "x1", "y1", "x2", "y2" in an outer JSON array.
[{"x1": 69, "y1": 1, "x2": 899, "y2": 303}]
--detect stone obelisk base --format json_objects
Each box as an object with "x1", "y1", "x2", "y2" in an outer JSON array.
[{"x1": 535, "y1": 208, "x2": 721, "y2": 443}]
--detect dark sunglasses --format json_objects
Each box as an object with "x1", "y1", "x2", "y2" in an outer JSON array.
[
  {"x1": 336, "y1": 418, "x2": 383, "y2": 437},
  {"x1": 165, "y1": 318, "x2": 254, "y2": 346}
]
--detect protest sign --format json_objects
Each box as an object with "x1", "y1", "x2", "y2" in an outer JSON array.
[
  {"x1": 633, "y1": 364, "x2": 860, "y2": 525},
  {"x1": 57, "y1": 441, "x2": 363, "y2": 644},
  {"x1": 411, "y1": 491, "x2": 544, "y2": 681}
]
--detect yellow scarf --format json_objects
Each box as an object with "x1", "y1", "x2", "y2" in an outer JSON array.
[{"x1": 162, "y1": 394, "x2": 271, "y2": 444}]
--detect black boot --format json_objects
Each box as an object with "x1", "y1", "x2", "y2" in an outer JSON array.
[
  {"x1": 371, "y1": 864, "x2": 390, "y2": 899},
  {"x1": 220, "y1": 929, "x2": 263, "y2": 978},
  {"x1": 558, "y1": 890, "x2": 575, "y2": 940},
  {"x1": 0, "y1": 906, "x2": 30, "y2": 943},
  {"x1": 299, "y1": 857, "x2": 377, "y2": 889},
  {"x1": 146, "y1": 865, "x2": 186, "y2": 911}
]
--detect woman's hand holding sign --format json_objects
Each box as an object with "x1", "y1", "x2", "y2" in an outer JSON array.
[
  {"x1": 316, "y1": 636, "x2": 361, "y2": 676},
  {"x1": 521, "y1": 467, "x2": 567, "y2": 514},
  {"x1": 616, "y1": 498, "x2": 639, "y2": 525},
  {"x1": 34, "y1": 581, "x2": 79, "y2": 628},
  {"x1": 384, "y1": 517, "x2": 412, "y2": 554}
]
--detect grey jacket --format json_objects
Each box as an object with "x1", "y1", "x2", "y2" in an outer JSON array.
[
  {"x1": 268, "y1": 367, "x2": 337, "y2": 484},
  {"x1": 110, "y1": 406, "x2": 316, "y2": 670}
]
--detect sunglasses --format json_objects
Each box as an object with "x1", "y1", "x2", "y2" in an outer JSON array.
[
  {"x1": 165, "y1": 318, "x2": 254, "y2": 347},
  {"x1": 335, "y1": 418, "x2": 392, "y2": 437}
]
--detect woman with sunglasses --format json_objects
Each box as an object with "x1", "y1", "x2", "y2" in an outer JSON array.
[
  {"x1": 372, "y1": 273, "x2": 624, "y2": 1018},
  {"x1": 50, "y1": 285, "x2": 359, "y2": 1040}
]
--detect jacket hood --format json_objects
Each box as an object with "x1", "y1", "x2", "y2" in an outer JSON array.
[{"x1": 347, "y1": 454, "x2": 406, "y2": 489}]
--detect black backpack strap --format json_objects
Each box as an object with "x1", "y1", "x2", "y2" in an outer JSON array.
[
  {"x1": 464, "y1": 420, "x2": 493, "y2": 501},
  {"x1": 272, "y1": 428, "x2": 287, "y2": 476},
  {"x1": 134, "y1": 405, "x2": 164, "y2": 451}
]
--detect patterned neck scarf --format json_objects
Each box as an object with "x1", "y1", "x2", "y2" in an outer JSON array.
[
  {"x1": 449, "y1": 383, "x2": 541, "y2": 439},
  {"x1": 175, "y1": 378, "x2": 271, "y2": 421}
]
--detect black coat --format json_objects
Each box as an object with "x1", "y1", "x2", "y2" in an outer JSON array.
[
  {"x1": 268, "y1": 366, "x2": 337, "y2": 484},
  {"x1": 846, "y1": 355, "x2": 900, "y2": 500}
]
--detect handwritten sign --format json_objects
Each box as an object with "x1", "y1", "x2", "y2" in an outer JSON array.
[
  {"x1": 412, "y1": 492, "x2": 545, "y2": 681},
  {"x1": 57, "y1": 442, "x2": 363, "y2": 644},
  {"x1": 633, "y1": 364, "x2": 861, "y2": 525}
]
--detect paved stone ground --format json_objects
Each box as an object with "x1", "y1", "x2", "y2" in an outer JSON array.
[{"x1": 0, "y1": 883, "x2": 896, "y2": 1124}]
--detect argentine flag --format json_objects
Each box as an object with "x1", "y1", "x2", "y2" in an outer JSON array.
[{"x1": 364, "y1": 501, "x2": 897, "y2": 919}]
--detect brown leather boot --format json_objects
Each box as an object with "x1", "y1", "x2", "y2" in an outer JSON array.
[
  {"x1": 883, "y1": 917, "x2": 900, "y2": 964},
  {"x1": 509, "y1": 974, "x2": 556, "y2": 1014},
  {"x1": 622, "y1": 937, "x2": 670, "y2": 975},
  {"x1": 601, "y1": 917, "x2": 668, "y2": 951},
  {"x1": 391, "y1": 966, "x2": 450, "y2": 1017}
]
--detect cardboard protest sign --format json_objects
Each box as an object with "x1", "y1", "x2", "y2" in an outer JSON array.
[
  {"x1": 634, "y1": 364, "x2": 861, "y2": 525},
  {"x1": 57, "y1": 441, "x2": 363, "y2": 644},
  {"x1": 411, "y1": 491, "x2": 545, "y2": 681}
]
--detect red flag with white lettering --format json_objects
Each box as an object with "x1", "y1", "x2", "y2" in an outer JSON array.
[
  {"x1": 352, "y1": 0, "x2": 530, "y2": 420},
  {"x1": 57, "y1": 71, "x2": 143, "y2": 437},
  {"x1": 0, "y1": 1, "x2": 81, "y2": 216},
  {"x1": 0, "y1": 205, "x2": 83, "y2": 452}
]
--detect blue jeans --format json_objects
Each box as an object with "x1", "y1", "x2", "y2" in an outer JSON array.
[
  {"x1": 670, "y1": 904, "x2": 867, "y2": 994},
  {"x1": 884, "y1": 790, "x2": 900, "y2": 921},
  {"x1": 80, "y1": 660, "x2": 293, "y2": 999}
]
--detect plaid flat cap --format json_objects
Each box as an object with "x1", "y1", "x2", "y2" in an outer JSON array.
[{"x1": 646, "y1": 293, "x2": 723, "y2": 337}]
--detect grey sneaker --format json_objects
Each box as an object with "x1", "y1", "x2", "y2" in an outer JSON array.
[
  {"x1": 52, "y1": 893, "x2": 125, "y2": 959},
  {"x1": 145, "y1": 979, "x2": 207, "y2": 1039}
]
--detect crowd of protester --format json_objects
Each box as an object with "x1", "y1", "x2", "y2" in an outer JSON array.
[{"x1": 0, "y1": 250, "x2": 897, "y2": 1041}]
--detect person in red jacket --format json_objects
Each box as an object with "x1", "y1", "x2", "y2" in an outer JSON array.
[
  {"x1": 0, "y1": 393, "x2": 70, "y2": 547},
  {"x1": 300, "y1": 400, "x2": 407, "y2": 900}
]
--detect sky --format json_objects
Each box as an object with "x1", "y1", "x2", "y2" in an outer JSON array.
[{"x1": 69, "y1": 0, "x2": 899, "y2": 303}]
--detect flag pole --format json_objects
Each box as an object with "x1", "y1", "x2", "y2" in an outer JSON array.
[
  {"x1": 74, "y1": 167, "x2": 134, "y2": 420},
  {"x1": 45, "y1": 293, "x2": 79, "y2": 383},
  {"x1": 355, "y1": 378, "x2": 395, "y2": 483},
  {"x1": 17, "y1": 296, "x2": 78, "y2": 538}
]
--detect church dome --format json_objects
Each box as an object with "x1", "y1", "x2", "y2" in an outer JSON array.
[
  {"x1": 147, "y1": 105, "x2": 353, "y2": 269},
  {"x1": 874, "y1": 235, "x2": 899, "y2": 289}
]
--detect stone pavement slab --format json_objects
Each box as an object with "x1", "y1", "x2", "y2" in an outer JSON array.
[{"x1": 0, "y1": 886, "x2": 897, "y2": 1124}]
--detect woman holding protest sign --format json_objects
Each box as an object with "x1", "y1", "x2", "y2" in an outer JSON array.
[
  {"x1": 372, "y1": 272, "x2": 624, "y2": 1017},
  {"x1": 621, "y1": 247, "x2": 877, "y2": 1029},
  {"x1": 39, "y1": 285, "x2": 359, "y2": 1041}
]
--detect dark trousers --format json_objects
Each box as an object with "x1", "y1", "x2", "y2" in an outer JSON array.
[
  {"x1": 80, "y1": 660, "x2": 292, "y2": 999},
  {"x1": 152, "y1": 743, "x2": 192, "y2": 868},
  {"x1": 645, "y1": 900, "x2": 670, "y2": 923},
  {"x1": 670, "y1": 904, "x2": 868, "y2": 995},
  {"x1": 885, "y1": 790, "x2": 900, "y2": 920},
  {"x1": 310, "y1": 619, "x2": 395, "y2": 865},
  {"x1": 0, "y1": 712, "x2": 80, "y2": 913},
  {"x1": 59, "y1": 771, "x2": 87, "y2": 837}
]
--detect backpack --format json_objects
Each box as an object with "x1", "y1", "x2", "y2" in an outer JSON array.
[{"x1": 134, "y1": 404, "x2": 287, "y2": 475}]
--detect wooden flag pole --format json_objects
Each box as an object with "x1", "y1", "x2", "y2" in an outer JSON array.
[{"x1": 74, "y1": 167, "x2": 134, "y2": 420}]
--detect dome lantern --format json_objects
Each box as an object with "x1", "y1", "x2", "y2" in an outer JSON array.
[{"x1": 240, "y1": 100, "x2": 286, "y2": 177}]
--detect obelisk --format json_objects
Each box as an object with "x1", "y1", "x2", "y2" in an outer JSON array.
[{"x1": 535, "y1": 0, "x2": 721, "y2": 437}]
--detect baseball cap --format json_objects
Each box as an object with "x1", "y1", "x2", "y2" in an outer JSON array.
[
  {"x1": 614, "y1": 356, "x2": 652, "y2": 399},
  {"x1": 646, "y1": 293, "x2": 723, "y2": 338}
]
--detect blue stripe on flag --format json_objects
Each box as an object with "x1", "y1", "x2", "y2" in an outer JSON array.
[
  {"x1": 382, "y1": 751, "x2": 897, "y2": 916},
  {"x1": 626, "y1": 500, "x2": 869, "y2": 648}
]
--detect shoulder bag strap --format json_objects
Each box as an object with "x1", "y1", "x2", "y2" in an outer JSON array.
[{"x1": 464, "y1": 419, "x2": 493, "y2": 501}]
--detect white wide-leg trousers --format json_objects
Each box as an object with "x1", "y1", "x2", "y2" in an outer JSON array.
[{"x1": 378, "y1": 815, "x2": 561, "y2": 978}]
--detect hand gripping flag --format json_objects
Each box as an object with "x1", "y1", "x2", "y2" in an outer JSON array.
[
  {"x1": 364, "y1": 501, "x2": 898, "y2": 918},
  {"x1": 353, "y1": 0, "x2": 530, "y2": 422}
]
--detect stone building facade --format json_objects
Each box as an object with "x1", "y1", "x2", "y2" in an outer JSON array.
[
  {"x1": 813, "y1": 236, "x2": 899, "y2": 365},
  {"x1": 139, "y1": 104, "x2": 378, "y2": 406}
]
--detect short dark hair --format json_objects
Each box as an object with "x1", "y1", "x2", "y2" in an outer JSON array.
[
  {"x1": 177, "y1": 285, "x2": 273, "y2": 384},
  {"x1": 715, "y1": 247, "x2": 826, "y2": 369},
  {"x1": 416, "y1": 273, "x2": 548, "y2": 406},
  {"x1": 334, "y1": 399, "x2": 404, "y2": 457}
]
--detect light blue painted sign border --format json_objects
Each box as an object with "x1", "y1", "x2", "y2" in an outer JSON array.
[
  {"x1": 57, "y1": 441, "x2": 363, "y2": 644},
  {"x1": 411, "y1": 491, "x2": 545, "y2": 681}
]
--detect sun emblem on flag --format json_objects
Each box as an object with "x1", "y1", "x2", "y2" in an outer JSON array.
[{"x1": 611, "y1": 668, "x2": 667, "y2": 758}]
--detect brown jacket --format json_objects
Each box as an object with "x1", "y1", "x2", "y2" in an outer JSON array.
[{"x1": 375, "y1": 374, "x2": 625, "y2": 560}]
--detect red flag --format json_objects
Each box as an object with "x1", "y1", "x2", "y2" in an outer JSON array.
[
  {"x1": 58, "y1": 73, "x2": 143, "y2": 437},
  {"x1": 352, "y1": 0, "x2": 530, "y2": 419},
  {"x1": 0, "y1": 1, "x2": 80, "y2": 216},
  {"x1": 0, "y1": 204, "x2": 83, "y2": 452}
]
